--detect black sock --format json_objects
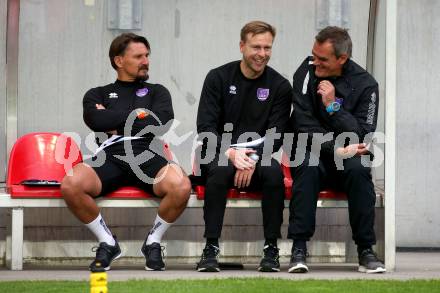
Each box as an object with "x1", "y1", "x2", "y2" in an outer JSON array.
[
  {"x1": 293, "y1": 240, "x2": 307, "y2": 251},
  {"x1": 206, "y1": 238, "x2": 219, "y2": 248},
  {"x1": 264, "y1": 238, "x2": 277, "y2": 247}
]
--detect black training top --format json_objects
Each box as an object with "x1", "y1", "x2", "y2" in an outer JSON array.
[
  {"x1": 289, "y1": 57, "x2": 379, "y2": 154},
  {"x1": 197, "y1": 60, "x2": 292, "y2": 155},
  {"x1": 83, "y1": 79, "x2": 173, "y2": 151}
]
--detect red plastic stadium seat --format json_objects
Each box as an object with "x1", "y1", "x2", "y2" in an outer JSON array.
[
  {"x1": 194, "y1": 185, "x2": 263, "y2": 200},
  {"x1": 7, "y1": 132, "x2": 83, "y2": 198},
  {"x1": 7, "y1": 132, "x2": 174, "y2": 200},
  {"x1": 106, "y1": 186, "x2": 154, "y2": 199}
]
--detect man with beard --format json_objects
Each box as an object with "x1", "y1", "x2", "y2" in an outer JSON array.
[
  {"x1": 196, "y1": 21, "x2": 292, "y2": 272},
  {"x1": 61, "y1": 33, "x2": 191, "y2": 272}
]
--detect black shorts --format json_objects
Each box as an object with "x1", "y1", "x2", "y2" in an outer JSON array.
[{"x1": 84, "y1": 142, "x2": 170, "y2": 197}]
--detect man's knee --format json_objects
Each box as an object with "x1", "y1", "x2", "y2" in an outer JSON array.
[
  {"x1": 60, "y1": 175, "x2": 81, "y2": 199},
  {"x1": 343, "y1": 158, "x2": 371, "y2": 179},
  {"x1": 164, "y1": 175, "x2": 191, "y2": 204},
  {"x1": 293, "y1": 162, "x2": 320, "y2": 179},
  {"x1": 60, "y1": 165, "x2": 100, "y2": 199},
  {"x1": 176, "y1": 176, "x2": 192, "y2": 201},
  {"x1": 259, "y1": 163, "x2": 284, "y2": 186},
  {"x1": 206, "y1": 164, "x2": 235, "y2": 185}
]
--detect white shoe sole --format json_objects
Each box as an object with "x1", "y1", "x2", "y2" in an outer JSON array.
[
  {"x1": 197, "y1": 267, "x2": 220, "y2": 272},
  {"x1": 145, "y1": 265, "x2": 165, "y2": 271},
  {"x1": 258, "y1": 266, "x2": 280, "y2": 272},
  {"x1": 358, "y1": 265, "x2": 386, "y2": 273},
  {"x1": 288, "y1": 263, "x2": 309, "y2": 273}
]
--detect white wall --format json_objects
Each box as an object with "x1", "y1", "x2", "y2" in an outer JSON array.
[{"x1": 396, "y1": 0, "x2": 440, "y2": 247}]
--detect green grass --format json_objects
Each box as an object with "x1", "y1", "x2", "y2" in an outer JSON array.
[{"x1": 0, "y1": 278, "x2": 439, "y2": 293}]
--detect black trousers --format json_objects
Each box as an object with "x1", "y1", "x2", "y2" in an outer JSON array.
[
  {"x1": 287, "y1": 151, "x2": 376, "y2": 247},
  {"x1": 202, "y1": 158, "x2": 285, "y2": 239}
]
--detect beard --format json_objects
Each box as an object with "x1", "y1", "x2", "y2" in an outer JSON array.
[
  {"x1": 137, "y1": 65, "x2": 149, "y2": 81},
  {"x1": 138, "y1": 72, "x2": 149, "y2": 81}
]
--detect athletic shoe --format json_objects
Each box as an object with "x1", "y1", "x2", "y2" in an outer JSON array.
[
  {"x1": 197, "y1": 244, "x2": 220, "y2": 272},
  {"x1": 89, "y1": 239, "x2": 122, "y2": 272},
  {"x1": 358, "y1": 248, "x2": 386, "y2": 273},
  {"x1": 141, "y1": 242, "x2": 165, "y2": 271},
  {"x1": 288, "y1": 247, "x2": 309, "y2": 273},
  {"x1": 258, "y1": 244, "x2": 280, "y2": 272}
]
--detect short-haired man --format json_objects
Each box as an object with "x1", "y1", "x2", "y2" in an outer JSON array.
[
  {"x1": 287, "y1": 26, "x2": 385, "y2": 273},
  {"x1": 196, "y1": 21, "x2": 292, "y2": 272},
  {"x1": 61, "y1": 33, "x2": 191, "y2": 272}
]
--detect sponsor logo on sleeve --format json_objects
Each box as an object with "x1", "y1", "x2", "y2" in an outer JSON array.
[{"x1": 366, "y1": 92, "x2": 377, "y2": 125}]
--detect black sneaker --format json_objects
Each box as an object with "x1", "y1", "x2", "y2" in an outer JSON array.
[
  {"x1": 288, "y1": 247, "x2": 309, "y2": 273},
  {"x1": 358, "y1": 248, "x2": 386, "y2": 273},
  {"x1": 197, "y1": 244, "x2": 220, "y2": 272},
  {"x1": 258, "y1": 244, "x2": 280, "y2": 272},
  {"x1": 141, "y1": 242, "x2": 165, "y2": 271},
  {"x1": 89, "y1": 240, "x2": 122, "y2": 272}
]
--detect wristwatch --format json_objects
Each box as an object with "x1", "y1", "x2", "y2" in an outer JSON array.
[
  {"x1": 326, "y1": 101, "x2": 341, "y2": 113},
  {"x1": 248, "y1": 153, "x2": 259, "y2": 162}
]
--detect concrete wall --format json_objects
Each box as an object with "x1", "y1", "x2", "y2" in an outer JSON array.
[
  {"x1": 0, "y1": 0, "x2": 7, "y2": 180},
  {"x1": 396, "y1": 0, "x2": 440, "y2": 247}
]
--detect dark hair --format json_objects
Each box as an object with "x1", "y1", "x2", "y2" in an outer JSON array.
[
  {"x1": 108, "y1": 33, "x2": 150, "y2": 70},
  {"x1": 240, "y1": 20, "x2": 276, "y2": 42},
  {"x1": 315, "y1": 26, "x2": 352, "y2": 58}
]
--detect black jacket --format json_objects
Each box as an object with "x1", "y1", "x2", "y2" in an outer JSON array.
[
  {"x1": 289, "y1": 57, "x2": 379, "y2": 154},
  {"x1": 197, "y1": 61, "x2": 292, "y2": 156},
  {"x1": 83, "y1": 80, "x2": 174, "y2": 140}
]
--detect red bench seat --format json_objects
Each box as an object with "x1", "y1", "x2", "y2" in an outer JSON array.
[{"x1": 193, "y1": 152, "x2": 347, "y2": 201}]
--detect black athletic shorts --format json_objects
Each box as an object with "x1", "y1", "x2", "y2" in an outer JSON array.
[{"x1": 83, "y1": 140, "x2": 170, "y2": 197}]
